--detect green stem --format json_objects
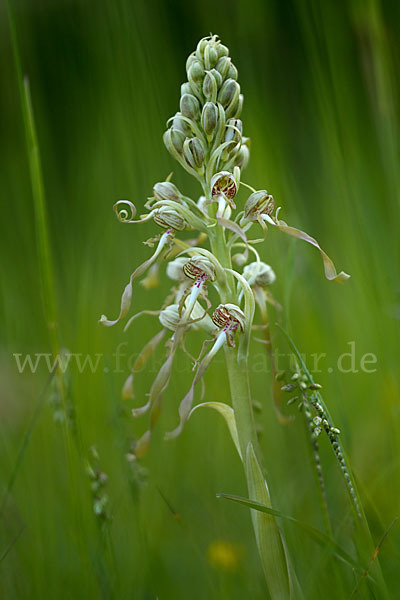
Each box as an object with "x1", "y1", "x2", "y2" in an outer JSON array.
[{"x1": 206, "y1": 187, "x2": 292, "y2": 598}]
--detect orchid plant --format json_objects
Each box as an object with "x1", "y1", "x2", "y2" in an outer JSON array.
[{"x1": 99, "y1": 35, "x2": 352, "y2": 598}]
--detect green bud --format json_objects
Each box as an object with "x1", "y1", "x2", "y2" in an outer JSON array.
[
  {"x1": 188, "y1": 60, "x2": 205, "y2": 84},
  {"x1": 159, "y1": 304, "x2": 181, "y2": 331},
  {"x1": 243, "y1": 262, "x2": 276, "y2": 288},
  {"x1": 227, "y1": 62, "x2": 238, "y2": 80},
  {"x1": 204, "y1": 44, "x2": 219, "y2": 69},
  {"x1": 217, "y1": 43, "x2": 229, "y2": 58},
  {"x1": 195, "y1": 36, "x2": 210, "y2": 60},
  {"x1": 203, "y1": 71, "x2": 218, "y2": 101},
  {"x1": 180, "y1": 82, "x2": 192, "y2": 96},
  {"x1": 226, "y1": 92, "x2": 243, "y2": 119},
  {"x1": 201, "y1": 102, "x2": 218, "y2": 136},
  {"x1": 153, "y1": 207, "x2": 186, "y2": 231},
  {"x1": 309, "y1": 383, "x2": 322, "y2": 390},
  {"x1": 234, "y1": 94, "x2": 244, "y2": 119},
  {"x1": 215, "y1": 56, "x2": 231, "y2": 80},
  {"x1": 153, "y1": 181, "x2": 181, "y2": 203},
  {"x1": 209, "y1": 68, "x2": 223, "y2": 88},
  {"x1": 164, "y1": 127, "x2": 186, "y2": 154},
  {"x1": 172, "y1": 114, "x2": 192, "y2": 137},
  {"x1": 218, "y1": 79, "x2": 240, "y2": 108},
  {"x1": 180, "y1": 93, "x2": 200, "y2": 120},
  {"x1": 183, "y1": 137, "x2": 204, "y2": 170},
  {"x1": 186, "y1": 54, "x2": 198, "y2": 72}
]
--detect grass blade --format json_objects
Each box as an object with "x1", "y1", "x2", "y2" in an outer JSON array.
[{"x1": 217, "y1": 492, "x2": 364, "y2": 572}]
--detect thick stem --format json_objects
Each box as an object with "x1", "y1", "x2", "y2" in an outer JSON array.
[{"x1": 224, "y1": 347, "x2": 259, "y2": 462}]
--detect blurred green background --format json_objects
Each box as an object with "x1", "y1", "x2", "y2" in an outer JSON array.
[{"x1": 1, "y1": 0, "x2": 399, "y2": 598}]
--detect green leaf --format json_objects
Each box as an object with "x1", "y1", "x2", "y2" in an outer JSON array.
[
  {"x1": 245, "y1": 443, "x2": 291, "y2": 600},
  {"x1": 217, "y1": 492, "x2": 364, "y2": 572}
]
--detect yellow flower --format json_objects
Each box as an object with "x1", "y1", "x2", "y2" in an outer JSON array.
[{"x1": 207, "y1": 540, "x2": 243, "y2": 572}]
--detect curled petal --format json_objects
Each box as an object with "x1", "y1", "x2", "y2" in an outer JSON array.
[
  {"x1": 131, "y1": 396, "x2": 152, "y2": 418},
  {"x1": 99, "y1": 231, "x2": 172, "y2": 327},
  {"x1": 135, "y1": 430, "x2": 151, "y2": 459},
  {"x1": 113, "y1": 200, "x2": 137, "y2": 222},
  {"x1": 113, "y1": 200, "x2": 155, "y2": 224},
  {"x1": 275, "y1": 221, "x2": 350, "y2": 283},
  {"x1": 123, "y1": 329, "x2": 166, "y2": 402}
]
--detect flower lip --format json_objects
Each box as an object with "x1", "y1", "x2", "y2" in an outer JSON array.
[
  {"x1": 212, "y1": 303, "x2": 245, "y2": 332},
  {"x1": 183, "y1": 256, "x2": 216, "y2": 282}
]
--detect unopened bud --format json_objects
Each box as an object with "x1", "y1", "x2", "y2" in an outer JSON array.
[
  {"x1": 215, "y1": 56, "x2": 231, "y2": 80},
  {"x1": 172, "y1": 114, "x2": 192, "y2": 137},
  {"x1": 309, "y1": 383, "x2": 322, "y2": 390},
  {"x1": 243, "y1": 262, "x2": 276, "y2": 287},
  {"x1": 204, "y1": 44, "x2": 219, "y2": 69},
  {"x1": 195, "y1": 36, "x2": 210, "y2": 60},
  {"x1": 153, "y1": 181, "x2": 181, "y2": 203},
  {"x1": 244, "y1": 190, "x2": 275, "y2": 221},
  {"x1": 226, "y1": 92, "x2": 243, "y2": 119},
  {"x1": 227, "y1": 62, "x2": 238, "y2": 80},
  {"x1": 201, "y1": 102, "x2": 218, "y2": 136},
  {"x1": 163, "y1": 128, "x2": 185, "y2": 154},
  {"x1": 159, "y1": 304, "x2": 180, "y2": 331},
  {"x1": 183, "y1": 256, "x2": 216, "y2": 282},
  {"x1": 180, "y1": 82, "x2": 192, "y2": 96},
  {"x1": 153, "y1": 207, "x2": 186, "y2": 231},
  {"x1": 180, "y1": 93, "x2": 200, "y2": 120},
  {"x1": 218, "y1": 79, "x2": 240, "y2": 108},
  {"x1": 203, "y1": 71, "x2": 218, "y2": 101},
  {"x1": 217, "y1": 43, "x2": 229, "y2": 58},
  {"x1": 183, "y1": 137, "x2": 205, "y2": 170},
  {"x1": 187, "y1": 60, "x2": 204, "y2": 83},
  {"x1": 186, "y1": 54, "x2": 198, "y2": 72}
]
